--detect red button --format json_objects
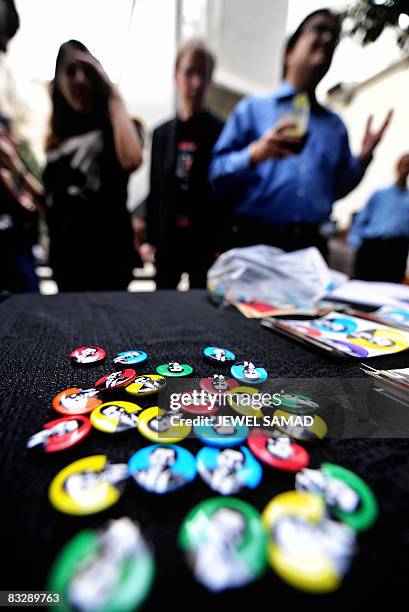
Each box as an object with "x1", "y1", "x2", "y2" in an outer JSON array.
[
  {"x1": 247, "y1": 428, "x2": 310, "y2": 472},
  {"x1": 95, "y1": 369, "x2": 136, "y2": 391}
]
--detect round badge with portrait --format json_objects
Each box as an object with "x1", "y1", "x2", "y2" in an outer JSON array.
[
  {"x1": 273, "y1": 409, "x2": 328, "y2": 442},
  {"x1": 262, "y1": 490, "x2": 356, "y2": 593},
  {"x1": 295, "y1": 463, "x2": 378, "y2": 532},
  {"x1": 231, "y1": 362, "x2": 267, "y2": 385},
  {"x1": 90, "y1": 401, "x2": 142, "y2": 433},
  {"x1": 48, "y1": 517, "x2": 155, "y2": 612},
  {"x1": 27, "y1": 416, "x2": 91, "y2": 453},
  {"x1": 49, "y1": 455, "x2": 128, "y2": 515},
  {"x1": 197, "y1": 446, "x2": 262, "y2": 495},
  {"x1": 126, "y1": 375, "x2": 167, "y2": 397},
  {"x1": 347, "y1": 327, "x2": 409, "y2": 352},
  {"x1": 95, "y1": 369, "x2": 136, "y2": 391},
  {"x1": 203, "y1": 346, "x2": 236, "y2": 365},
  {"x1": 52, "y1": 387, "x2": 102, "y2": 416},
  {"x1": 113, "y1": 350, "x2": 148, "y2": 367},
  {"x1": 156, "y1": 362, "x2": 193, "y2": 378},
  {"x1": 200, "y1": 375, "x2": 239, "y2": 395},
  {"x1": 129, "y1": 444, "x2": 196, "y2": 494},
  {"x1": 138, "y1": 407, "x2": 191, "y2": 443},
  {"x1": 70, "y1": 346, "x2": 106, "y2": 366},
  {"x1": 194, "y1": 417, "x2": 249, "y2": 448},
  {"x1": 179, "y1": 497, "x2": 267, "y2": 592},
  {"x1": 277, "y1": 392, "x2": 319, "y2": 414},
  {"x1": 247, "y1": 428, "x2": 310, "y2": 472},
  {"x1": 225, "y1": 386, "x2": 265, "y2": 418},
  {"x1": 177, "y1": 390, "x2": 220, "y2": 416}
]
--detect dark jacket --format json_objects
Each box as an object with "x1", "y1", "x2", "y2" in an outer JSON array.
[{"x1": 145, "y1": 110, "x2": 232, "y2": 254}]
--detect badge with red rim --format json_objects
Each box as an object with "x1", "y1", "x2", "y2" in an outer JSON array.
[
  {"x1": 95, "y1": 369, "x2": 136, "y2": 391},
  {"x1": 27, "y1": 415, "x2": 91, "y2": 453},
  {"x1": 247, "y1": 428, "x2": 310, "y2": 472},
  {"x1": 69, "y1": 346, "x2": 106, "y2": 366},
  {"x1": 178, "y1": 390, "x2": 220, "y2": 415},
  {"x1": 199, "y1": 375, "x2": 239, "y2": 395},
  {"x1": 52, "y1": 387, "x2": 102, "y2": 415}
]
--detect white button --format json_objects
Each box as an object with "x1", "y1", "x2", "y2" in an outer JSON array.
[{"x1": 297, "y1": 188, "x2": 306, "y2": 197}]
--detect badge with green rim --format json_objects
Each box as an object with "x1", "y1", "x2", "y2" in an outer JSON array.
[
  {"x1": 277, "y1": 392, "x2": 319, "y2": 414},
  {"x1": 296, "y1": 462, "x2": 378, "y2": 531},
  {"x1": 48, "y1": 517, "x2": 155, "y2": 612},
  {"x1": 179, "y1": 497, "x2": 267, "y2": 591},
  {"x1": 156, "y1": 362, "x2": 193, "y2": 377}
]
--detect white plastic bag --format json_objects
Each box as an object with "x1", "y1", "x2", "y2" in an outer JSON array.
[{"x1": 207, "y1": 244, "x2": 346, "y2": 307}]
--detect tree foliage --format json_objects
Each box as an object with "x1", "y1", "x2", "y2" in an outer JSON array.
[{"x1": 343, "y1": 0, "x2": 409, "y2": 53}]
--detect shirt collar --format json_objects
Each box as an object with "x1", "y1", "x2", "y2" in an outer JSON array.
[{"x1": 272, "y1": 81, "x2": 298, "y2": 100}]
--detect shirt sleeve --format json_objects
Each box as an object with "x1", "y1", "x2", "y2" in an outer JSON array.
[
  {"x1": 334, "y1": 121, "x2": 367, "y2": 200},
  {"x1": 347, "y1": 193, "x2": 377, "y2": 249},
  {"x1": 209, "y1": 98, "x2": 255, "y2": 193}
]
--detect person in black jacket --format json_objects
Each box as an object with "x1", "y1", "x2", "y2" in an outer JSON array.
[{"x1": 139, "y1": 39, "x2": 226, "y2": 289}]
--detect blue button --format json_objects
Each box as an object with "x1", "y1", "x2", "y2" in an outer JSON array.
[
  {"x1": 113, "y1": 350, "x2": 148, "y2": 367},
  {"x1": 203, "y1": 346, "x2": 236, "y2": 364},
  {"x1": 128, "y1": 444, "x2": 196, "y2": 494},
  {"x1": 194, "y1": 417, "x2": 249, "y2": 447},
  {"x1": 197, "y1": 446, "x2": 262, "y2": 494},
  {"x1": 230, "y1": 362, "x2": 267, "y2": 384}
]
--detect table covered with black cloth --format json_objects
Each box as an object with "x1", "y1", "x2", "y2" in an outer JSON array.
[{"x1": 1, "y1": 290, "x2": 408, "y2": 608}]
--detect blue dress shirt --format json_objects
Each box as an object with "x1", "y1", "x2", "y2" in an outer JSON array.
[
  {"x1": 209, "y1": 82, "x2": 366, "y2": 224},
  {"x1": 348, "y1": 185, "x2": 409, "y2": 249}
]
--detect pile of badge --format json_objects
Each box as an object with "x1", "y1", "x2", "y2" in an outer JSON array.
[{"x1": 27, "y1": 345, "x2": 378, "y2": 609}]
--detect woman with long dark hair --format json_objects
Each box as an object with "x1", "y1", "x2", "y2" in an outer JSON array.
[{"x1": 44, "y1": 40, "x2": 143, "y2": 291}]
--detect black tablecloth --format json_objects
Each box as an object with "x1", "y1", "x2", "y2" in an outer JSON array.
[{"x1": 1, "y1": 290, "x2": 408, "y2": 607}]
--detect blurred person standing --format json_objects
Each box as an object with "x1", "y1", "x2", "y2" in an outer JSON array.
[
  {"x1": 139, "y1": 39, "x2": 226, "y2": 289},
  {"x1": 348, "y1": 153, "x2": 409, "y2": 283},
  {"x1": 44, "y1": 40, "x2": 143, "y2": 292},
  {"x1": 0, "y1": 0, "x2": 43, "y2": 293},
  {"x1": 209, "y1": 8, "x2": 392, "y2": 259}
]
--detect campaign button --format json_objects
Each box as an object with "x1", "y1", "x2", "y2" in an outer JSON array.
[
  {"x1": 95, "y1": 369, "x2": 136, "y2": 391},
  {"x1": 138, "y1": 406, "x2": 191, "y2": 443},
  {"x1": 129, "y1": 444, "x2": 196, "y2": 494},
  {"x1": 179, "y1": 497, "x2": 267, "y2": 591},
  {"x1": 113, "y1": 350, "x2": 148, "y2": 367},
  {"x1": 27, "y1": 416, "x2": 91, "y2": 453},
  {"x1": 277, "y1": 392, "x2": 319, "y2": 414},
  {"x1": 177, "y1": 390, "x2": 220, "y2": 415},
  {"x1": 197, "y1": 446, "x2": 262, "y2": 494},
  {"x1": 296, "y1": 463, "x2": 378, "y2": 532},
  {"x1": 274, "y1": 409, "x2": 328, "y2": 441},
  {"x1": 126, "y1": 375, "x2": 167, "y2": 397},
  {"x1": 52, "y1": 387, "x2": 102, "y2": 416},
  {"x1": 247, "y1": 428, "x2": 309, "y2": 471},
  {"x1": 262, "y1": 490, "x2": 356, "y2": 593},
  {"x1": 70, "y1": 346, "x2": 106, "y2": 366},
  {"x1": 199, "y1": 375, "x2": 239, "y2": 395},
  {"x1": 194, "y1": 416, "x2": 249, "y2": 448},
  {"x1": 156, "y1": 362, "x2": 193, "y2": 377},
  {"x1": 231, "y1": 362, "x2": 267, "y2": 384},
  {"x1": 225, "y1": 386, "x2": 264, "y2": 418},
  {"x1": 47, "y1": 517, "x2": 155, "y2": 611},
  {"x1": 91, "y1": 401, "x2": 142, "y2": 433},
  {"x1": 49, "y1": 455, "x2": 128, "y2": 515},
  {"x1": 203, "y1": 346, "x2": 236, "y2": 364}
]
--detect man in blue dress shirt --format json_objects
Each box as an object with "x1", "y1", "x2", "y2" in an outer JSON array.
[
  {"x1": 348, "y1": 153, "x2": 409, "y2": 282},
  {"x1": 209, "y1": 8, "x2": 392, "y2": 259}
]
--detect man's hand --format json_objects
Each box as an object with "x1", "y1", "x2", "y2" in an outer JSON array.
[
  {"x1": 139, "y1": 243, "x2": 156, "y2": 264},
  {"x1": 0, "y1": 135, "x2": 24, "y2": 176},
  {"x1": 249, "y1": 121, "x2": 302, "y2": 165},
  {"x1": 359, "y1": 109, "x2": 393, "y2": 166}
]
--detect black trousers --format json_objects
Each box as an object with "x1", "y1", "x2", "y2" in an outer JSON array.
[
  {"x1": 234, "y1": 219, "x2": 328, "y2": 260},
  {"x1": 353, "y1": 237, "x2": 409, "y2": 283},
  {"x1": 155, "y1": 229, "x2": 213, "y2": 290}
]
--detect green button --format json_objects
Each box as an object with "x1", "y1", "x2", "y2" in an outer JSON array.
[
  {"x1": 179, "y1": 497, "x2": 267, "y2": 591},
  {"x1": 156, "y1": 362, "x2": 193, "y2": 377}
]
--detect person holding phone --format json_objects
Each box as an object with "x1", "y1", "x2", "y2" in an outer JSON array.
[
  {"x1": 44, "y1": 40, "x2": 143, "y2": 292},
  {"x1": 209, "y1": 8, "x2": 392, "y2": 259}
]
